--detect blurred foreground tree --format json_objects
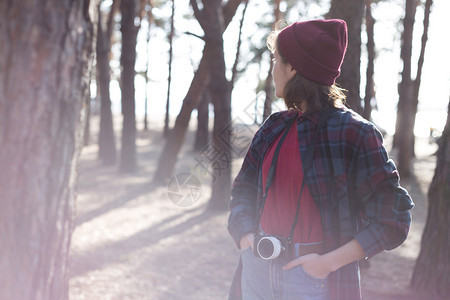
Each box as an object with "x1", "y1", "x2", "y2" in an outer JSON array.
[
  {"x1": 411, "y1": 97, "x2": 450, "y2": 298},
  {"x1": 97, "y1": 0, "x2": 118, "y2": 165},
  {"x1": 394, "y1": 0, "x2": 433, "y2": 177},
  {"x1": 327, "y1": 0, "x2": 364, "y2": 115},
  {"x1": 0, "y1": 1, "x2": 95, "y2": 299}
]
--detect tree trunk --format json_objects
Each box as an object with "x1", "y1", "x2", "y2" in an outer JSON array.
[
  {"x1": 409, "y1": 0, "x2": 433, "y2": 158},
  {"x1": 363, "y1": 0, "x2": 375, "y2": 121},
  {"x1": 0, "y1": 1, "x2": 95, "y2": 299},
  {"x1": 327, "y1": 0, "x2": 364, "y2": 115},
  {"x1": 84, "y1": 89, "x2": 92, "y2": 146},
  {"x1": 194, "y1": 89, "x2": 210, "y2": 152},
  {"x1": 393, "y1": 0, "x2": 417, "y2": 177},
  {"x1": 164, "y1": 0, "x2": 175, "y2": 137},
  {"x1": 203, "y1": 0, "x2": 233, "y2": 211},
  {"x1": 143, "y1": 5, "x2": 152, "y2": 131},
  {"x1": 230, "y1": 0, "x2": 248, "y2": 89},
  {"x1": 411, "y1": 98, "x2": 450, "y2": 298},
  {"x1": 97, "y1": 4, "x2": 117, "y2": 165},
  {"x1": 153, "y1": 0, "x2": 243, "y2": 183},
  {"x1": 119, "y1": 0, "x2": 139, "y2": 172}
]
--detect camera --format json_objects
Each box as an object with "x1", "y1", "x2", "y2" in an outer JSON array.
[{"x1": 254, "y1": 234, "x2": 291, "y2": 260}]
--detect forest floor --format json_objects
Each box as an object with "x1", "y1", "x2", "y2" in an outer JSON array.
[{"x1": 69, "y1": 116, "x2": 436, "y2": 300}]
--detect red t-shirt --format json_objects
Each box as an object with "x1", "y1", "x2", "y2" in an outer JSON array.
[{"x1": 260, "y1": 113, "x2": 324, "y2": 243}]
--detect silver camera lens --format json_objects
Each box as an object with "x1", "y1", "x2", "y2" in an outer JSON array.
[{"x1": 256, "y1": 236, "x2": 282, "y2": 260}]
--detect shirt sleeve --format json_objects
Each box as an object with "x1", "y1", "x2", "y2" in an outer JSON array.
[
  {"x1": 227, "y1": 129, "x2": 263, "y2": 249},
  {"x1": 352, "y1": 124, "x2": 414, "y2": 258}
]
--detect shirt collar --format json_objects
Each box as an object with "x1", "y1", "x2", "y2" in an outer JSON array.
[
  {"x1": 277, "y1": 109, "x2": 319, "y2": 125},
  {"x1": 294, "y1": 106, "x2": 344, "y2": 125},
  {"x1": 286, "y1": 109, "x2": 320, "y2": 125}
]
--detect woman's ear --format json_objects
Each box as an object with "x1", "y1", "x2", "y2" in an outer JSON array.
[
  {"x1": 290, "y1": 65, "x2": 297, "y2": 75},
  {"x1": 289, "y1": 65, "x2": 297, "y2": 76}
]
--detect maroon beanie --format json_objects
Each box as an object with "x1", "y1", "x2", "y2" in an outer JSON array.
[{"x1": 277, "y1": 19, "x2": 348, "y2": 86}]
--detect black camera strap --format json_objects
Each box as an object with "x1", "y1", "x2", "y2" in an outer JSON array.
[
  {"x1": 257, "y1": 116, "x2": 296, "y2": 225},
  {"x1": 257, "y1": 108, "x2": 335, "y2": 246}
]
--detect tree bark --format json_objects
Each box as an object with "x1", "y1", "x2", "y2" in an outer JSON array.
[
  {"x1": 97, "y1": 2, "x2": 117, "y2": 165},
  {"x1": 363, "y1": 0, "x2": 375, "y2": 121},
  {"x1": 327, "y1": 0, "x2": 365, "y2": 115},
  {"x1": 84, "y1": 86, "x2": 92, "y2": 146},
  {"x1": 413, "y1": 0, "x2": 433, "y2": 114},
  {"x1": 119, "y1": 0, "x2": 139, "y2": 172},
  {"x1": 409, "y1": 0, "x2": 433, "y2": 158},
  {"x1": 411, "y1": 98, "x2": 450, "y2": 298},
  {"x1": 143, "y1": 4, "x2": 153, "y2": 131},
  {"x1": 194, "y1": 89, "x2": 210, "y2": 152},
  {"x1": 230, "y1": 0, "x2": 248, "y2": 89},
  {"x1": 0, "y1": 1, "x2": 95, "y2": 299},
  {"x1": 203, "y1": 0, "x2": 233, "y2": 211},
  {"x1": 153, "y1": 0, "x2": 243, "y2": 184},
  {"x1": 164, "y1": 0, "x2": 175, "y2": 137},
  {"x1": 393, "y1": 0, "x2": 418, "y2": 177}
]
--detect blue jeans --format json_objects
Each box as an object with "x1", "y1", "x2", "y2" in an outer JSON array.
[{"x1": 241, "y1": 247, "x2": 329, "y2": 300}]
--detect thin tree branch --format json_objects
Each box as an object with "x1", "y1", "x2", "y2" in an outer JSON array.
[
  {"x1": 184, "y1": 31, "x2": 205, "y2": 41},
  {"x1": 230, "y1": 0, "x2": 248, "y2": 88},
  {"x1": 413, "y1": 0, "x2": 433, "y2": 104}
]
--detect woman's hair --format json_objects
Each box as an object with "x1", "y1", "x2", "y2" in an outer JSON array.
[{"x1": 267, "y1": 22, "x2": 347, "y2": 114}]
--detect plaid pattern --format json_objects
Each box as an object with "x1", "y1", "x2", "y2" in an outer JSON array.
[{"x1": 227, "y1": 107, "x2": 413, "y2": 300}]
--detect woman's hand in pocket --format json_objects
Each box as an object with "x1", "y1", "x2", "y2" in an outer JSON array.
[
  {"x1": 239, "y1": 233, "x2": 254, "y2": 251},
  {"x1": 282, "y1": 253, "x2": 331, "y2": 279}
]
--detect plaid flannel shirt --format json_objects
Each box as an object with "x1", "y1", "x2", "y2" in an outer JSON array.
[{"x1": 227, "y1": 107, "x2": 413, "y2": 300}]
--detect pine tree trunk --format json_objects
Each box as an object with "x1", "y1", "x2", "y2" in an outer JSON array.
[
  {"x1": 143, "y1": 5, "x2": 152, "y2": 131},
  {"x1": 0, "y1": 1, "x2": 94, "y2": 299},
  {"x1": 194, "y1": 90, "x2": 210, "y2": 151},
  {"x1": 363, "y1": 0, "x2": 375, "y2": 121},
  {"x1": 97, "y1": 7, "x2": 117, "y2": 165},
  {"x1": 164, "y1": 0, "x2": 175, "y2": 137},
  {"x1": 410, "y1": 0, "x2": 433, "y2": 160},
  {"x1": 119, "y1": 0, "x2": 138, "y2": 172},
  {"x1": 204, "y1": 0, "x2": 233, "y2": 211},
  {"x1": 411, "y1": 99, "x2": 450, "y2": 298},
  {"x1": 84, "y1": 92, "x2": 92, "y2": 146},
  {"x1": 394, "y1": 0, "x2": 417, "y2": 177},
  {"x1": 327, "y1": 0, "x2": 364, "y2": 115}
]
